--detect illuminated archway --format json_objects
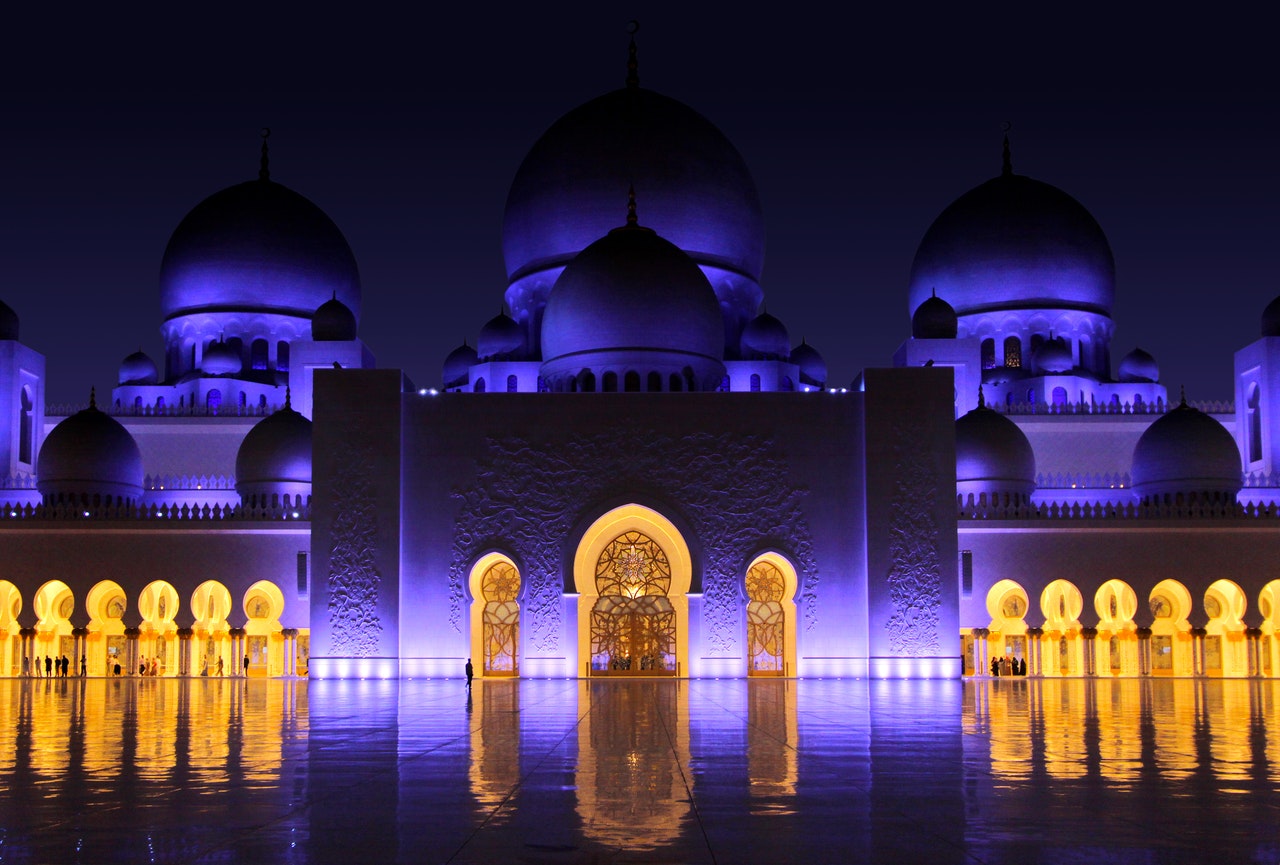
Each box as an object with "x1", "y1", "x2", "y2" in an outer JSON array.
[
  {"x1": 33, "y1": 580, "x2": 75, "y2": 674},
  {"x1": 1260, "y1": 581, "x2": 1280, "y2": 677},
  {"x1": 86, "y1": 581, "x2": 128, "y2": 676},
  {"x1": 744, "y1": 553, "x2": 798, "y2": 677},
  {"x1": 468, "y1": 554, "x2": 521, "y2": 678},
  {"x1": 138, "y1": 580, "x2": 179, "y2": 676},
  {"x1": 191, "y1": 581, "x2": 232, "y2": 676},
  {"x1": 0, "y1": 581, "x2": 21, "y2": 676},
  {"x1": 1203, "y1": 579, "x2": 1247, "y2": 677},
  {"x1": 985, "y1": 579, "x2": 1029, "y2": 673},
  {"x1": 243, "y1": 581, "x2": 286, "y2": 677},
  {"x1": 574, "y1": 505, "x2": 692, "y2": 677},
  {"x1": 1040, "y1": 580, "x2": 1084, "y2": 676},
  {"x1": 1093, "y1": 580, "x2": 1139, "y2": 677},
  {"x1": 1149, "y1": 580, "x2": 1193, "y2": 676}
]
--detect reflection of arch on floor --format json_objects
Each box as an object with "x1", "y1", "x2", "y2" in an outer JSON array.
[
  {"x1": 1094, "y1": 579, "x2": 1139, "y2": 676},
  {"x1": 34, "y1": 580, "x2": 75, "y2": 673},
  {"x1": 1149, "y1": 579, "x2": 1194, "y2": 676},
  {"x1": 468, "y1": 553, "x2": 521, "y2": 678},
  {"x1": 744, "y1": 553, "x2": 798, "y2": 677},
  {"x1": 0, "y1": 581, "x2": 21, "y2": 676},
  {"x1": 981, "y1": 579, "x2": 1029, "y2": 674},
  {"x1": 243, "y1": 580, "x2": 286, "y2": 677},
  {"x1": 1040, "y1": 580, "x2": 1084, "y2": 676},
  {"x1": 86, "y1": 580, "x2": 128, "y2": 676},
  {"x1": 574, "y1": 505, "x2": 692, "y2": 677},
  {"x1": 1204, "y1": 579, "x2": 1247, "y2": 677},
  {"x1": 191, "y1": 580, "x2": 232, "y2": 676},
  {"x1": 138, "y1": 580, "x2": 180, "y2": 676},
  {"x1": 1261, "y1": 580, "x2": 1280, "y2": 677}
]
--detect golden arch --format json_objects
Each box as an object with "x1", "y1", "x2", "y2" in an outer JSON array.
[
  {"x1": 191, "y1": 581, "x2": 232, "y2": 676},
  {"x1": 243, "y1": 581, "x2": 286, "y2": 677},
  {"x1": 138, "y1": 580, "x2": 180, "y2": 677},
  {"x1": 744, "y1": 552, "x2": 798, "y2": 677},
  {"x1": 1149, "y1": 579, "x2": 1193, "y2": 676},
  {"x1": 0, "y1": 581, "x2": 21, "y2": 676},
  {"x1": 33, "y1": 580, "x2": 75, "y2": 673},
  {"x1": 1259, "y1": 580, "x2": 1280, "y2": 677},
  {"x1": 985, "y1": 579, "x2": 1029, "y2": 671},
  {"x1": 1093, "y1": 580, "x2": 1139, "y2": 676},
  {"x1": 468, "y1": 553, "x2": 521, "y2": 678},
  {"x1": 1204, "y1": 579, "x2": 1247, "y2": 677},
  {"x1": 574, "y1": 505, "x2": 692, "y2": 677},
  {"x1": 1040, "y1": 580, "x2": 1084, "y2": 676},
  {"x1": 85, "y1": 581, "x2": 128, "y2": 676}
]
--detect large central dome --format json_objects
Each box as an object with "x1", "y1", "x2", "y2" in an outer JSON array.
[
  {"x1": 908, "y1": 170, "x2": 1114, "y2": 320},
  {"x1": 160, "y1": 178, "x2": 361, "y2": 324},
  {"x1": 503, "y1": 87, "x2": 765, "y2": 285}
]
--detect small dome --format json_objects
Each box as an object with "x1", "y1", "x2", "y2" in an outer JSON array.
[
  {"x1": 1032, "y1": 337, "x2": 1073, "y2": 374},
  {"x1": 443, "y1": 341, "x2": 478, "y2": 388},
  {"x1": 160, "y1": 178, "x2": 360, "y2": 325},
  {"x1": 201, "y1": 341, "x2": 243, "y2": 376},
  {"x1": 1131, "y1": 400, "x2": 1241, "y2": 502},
  {"x1": 911, "y1": 292, "x2": 958, "y2": 339},
  {"x1": 956, "y1": 394, "x2": 1036, "y2": 500},
  {"x1": 312, "y1": 295, "x2": 358, "y2": 341},
  {"x1": 740, "y1": 311, "x2": 790, "y2": 360},
  {"x1": 541, "y1": 223, "x2": 723, "y2": 372},
  {"x1": 477, "y1": 312, "x2": 525, "y2": 360},
  {"x1": 1118, "y1": 347, "x2": 1159, "y2": 383},
  {"x1": 118, "y1": 350, "x2": 159, "y2": 385},
  {"x1": 235, "y1": 402, "x2": 312, "y2": 506},
  {"x1": 37, "y1": 397, "x2": 143, "y2": 506},
  {"x1": 790, "y1": 340, "x2": 827, "y2": 386},
  {"x1": 1262, "y1": 295, "x2": 1280, "y2": 338},
  {"x1": 0, "y1": 299, "x2": 19, "y2": 341}
]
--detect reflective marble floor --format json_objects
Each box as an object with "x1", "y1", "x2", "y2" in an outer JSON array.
[{"x1": 0, "y1": 677, "x2": 1278, "y2": 864}]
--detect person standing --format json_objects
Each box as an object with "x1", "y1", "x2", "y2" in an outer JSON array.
[
  {"x1": 465, "y1": 658, "x2": 474, "y2": 689},
  {"x1": 44, "y1": 655, "x2": 52, "y2": 678},
  {"x1": 80, "y1": 655, "x2": 87, "y2": 677},
  {"x1": 216, "y1": 656, "x2": 224, "y2": 677},
  {"x1": 243, "y1": 655, "x2": 250, "y2": 678}
]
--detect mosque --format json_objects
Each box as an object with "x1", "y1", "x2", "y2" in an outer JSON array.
[{"x1": 2, "y1": 38, "x2": 1278, "y2": 683}]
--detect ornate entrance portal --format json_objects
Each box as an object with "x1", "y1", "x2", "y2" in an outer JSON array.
[{"x1": 590, "y1": 532, "x2": 676, "y2": 675}]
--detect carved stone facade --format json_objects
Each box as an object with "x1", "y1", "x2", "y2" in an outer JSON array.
[
  {"x1": 884, "y1": 422, "x2": 942, "y2": 656},
  {"x1": 326, "y1": 444, "x2": 382, "y2": 656}
]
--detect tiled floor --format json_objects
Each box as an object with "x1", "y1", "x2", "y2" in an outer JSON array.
[{"x1": 0, "y1": 676, "x2": 1277, "y2": 863}]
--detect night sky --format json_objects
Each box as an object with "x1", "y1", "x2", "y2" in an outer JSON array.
[{"x1": 1, "y1": 7, "x2": 1274, "y2": 406}]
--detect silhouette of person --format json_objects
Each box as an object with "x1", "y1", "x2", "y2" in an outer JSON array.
[
  {"x1": 22, "y1": 656, "x2": 29, "y2": 677},
  {"x1": 216, "y1": 656, "x2": 224, "y2": 677},
  {"x1": 44, "y1": 655, "x2": 52, "y2": 678},
  {"x1": 990, "y1": 656, "x2": 999, "y2": 677},
  {"x1": 80, "y1": 655, "x2": 87, "y2": 677},
  {"x1": 61, "y1": 655, "x2": 69, "y2": 677},
  {"x1": 465, "y1": 658, "x2": 474, "y2": 688},
  {"x1": 243, "y1": 655, "x2": 249, "y2": 678}
]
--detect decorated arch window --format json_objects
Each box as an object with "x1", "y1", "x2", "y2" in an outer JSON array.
[
  {"x1": 746, "y1": 560, "x2": 786, "y2": 675},
  {"x1": 590, "y1": 531, "x2": 675, "y2": 674},
  {"x1": 481, "y1": 561, "x2": 520, "y2": 675}
]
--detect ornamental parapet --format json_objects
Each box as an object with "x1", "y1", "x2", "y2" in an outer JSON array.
[
  {"x1": 995, "y1": 398, "x2": 1232, "y2": 417},
  {"x1": 144, "y1": 474, "x2": 235, "y2": 491},
  {"x1": 1035, "y1": 471, "x2": 1131, "y2": 491},
  {"x1": 958, "y1": 496, "x2": 1279, "y2": 522},
  {"x1": 0, "y1": 499, "x2": 311, "y2": 523},
  {"x1": 47, "y1": 402, "x2": 281, "y2": 419}
]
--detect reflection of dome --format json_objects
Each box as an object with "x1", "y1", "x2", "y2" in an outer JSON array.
[
  {"x1": 1118, "y1": 347, "x2": 1159, "y2": 383},
  {"x1": 1131, "y1": 399, "x2": 1240, "y2": 503},
  {"x1": 541, "y1": 220, "x2": 723, "y2": 384},
  {"x1": 312, "y1": 295, "x2": 358, "y2": 341},
  {"x1": 955, "y1": 392, "x2": 1036, "y2": 501},
  {"x1": 160, "y1": 178, "x2": 360, "y2": 324},
  {"x1": 0, "y1": 299, "x2": 18, "y2": 341},
  {"x1": 1262, "y1": 296, "x2": 1280, "y2": 337},
  {"x1": 740, "y1": 311, "x2": 790, "y2": 360},
  {"x1": 477, "y1": 312, "x2": 525, "y2": 360},
  {"x1": 235, "y1": 402, "x2": 312, "y2": 506},
  {"x1": 442, "y1": 341, "x2": 478, "y2": 388},
  {"x1": 37, "y1": 395, "x2": 143, "y2": 506},
  {"x1": 908, "y1": 163, "x2": 1114, "y2": 321},
  {"x1": 118, "y1": 350, "x2": 159, "y2": 385},
  {"x1": 503, "y1": 87, "x2": 764, "y2": 286},
  {"x1": 790, "y1": 340, "x2": 827, "y2": 386},
  {"x1": 1032, "y1": 337, "x2": 1073, "y2": 374},
  {"x1": 911, "y1": 291, "x2": 958, "y2": 339},
  {"x1": 201, "y1": 341, "x2": 243, "y2": 376}
]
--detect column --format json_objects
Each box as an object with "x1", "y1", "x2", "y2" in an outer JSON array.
[
  {"x1": 19, "y1": 627, "x2": 35, "y2": 676},
  {"x1": 1136, "y1": 628, "x2": 1151, "y2": 676},
  {"x1": 1190, "y1": 627, "x2": 1207, "y2": 677},
  {"x1": 974, "y1": 628, "x2": 989, "y2": 677},
  {"x1": 72, "y1": 627, "x2": 88, "y2": 675},
  {"x1": 282, "y1": 628, "x2": 298, "y2": 677},
  {"x1": 177, "y1": 628, "x2": 193, "y2": 676},
  {"x1": 1082, "y1": 628, "x2": 1097, "y2": 677},
  {"x1": 124, "y1": 627, "x2": 141, "y2": 676},
  {"x1": 1026, "y1": 627, "x2": 1043, "y2": 677},
  {"x1": 230, "y1": 627, "x2": 246, "y2": 677},
  {"x1": 1246, "y1": 627, "x2": 1263, "y2": 677}
]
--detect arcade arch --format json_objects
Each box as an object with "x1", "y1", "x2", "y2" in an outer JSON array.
[
  {"x1": 744, "y1": 553, "x2": 798, "y2": 677},
  {"x1": 985, "y1": 579, "x2": 1029, "y2": 672},
  {"x1": 1040, "y1": 580, "x2": 1084, "y2": 676},
  {"x1": 1093, "y1": 580, "x2": 1139, "y2": 676},
  {"x1": 1260, "y1": 580, "x2": 1280, "y2": 677},
  {"x1": 0, "y1": 581, "x2": 21, "y2": 676},
  {"x1": 1203, "y1": 579, "x2": 1247, "y2": 677},
  {"x1": 33, "y1": 581, "x2": 75, "y2": 672},
  {"x1": 191, "y1": 581, "x2": 232, "y2": 676},
  {"x1": 1148, "y1": 580, "x2": 1194, "y2": 676},
  {"x1": 243, "y1": 581, "x2": 286, "y2": 677},
  {"x1": 574, "y1": 505, "x2": 692, "y2": 677},
  {"x1": 138, "y1": 580, "x2": 179, "y2": 676},
  {"x1": 85, "y1": 581, "x2": 128, "y2": 676},
  {"x1": 468, "y1": 554, "x2": 521, "y2": 677}
]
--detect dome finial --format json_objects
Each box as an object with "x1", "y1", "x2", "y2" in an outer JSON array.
[
  {"x1": 284, "y1": 386, "x2": 292, "y2": 411},
  {"x1": 626, "y1": 20, "x2": 640, "y2": 89},
  {"x1": 1180, "y1": 385, "x2": 1187, "y2": 407},
  {"x1": 259, "y1": 127, "x2": 272, "y2": 182},
  {"x1": 89, "y1": 386, "x2": 97, "y2": 411},
  {"x1": 626, "y1": 184, "x2": 638, "y2": 227},
  {"x1": 977, "y1": 385, "x2": 986, "y2": 410},
  {"x1": 1001, "y1": 121, "x2": 1013, "y2": 177}
]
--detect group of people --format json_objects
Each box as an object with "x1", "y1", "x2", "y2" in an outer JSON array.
[
  {"x1": 137, "y1": 657, "x2": 164, "y2": 677},
  {"x1": 991, "y1": 656, "x2": 1026, "y2": 676},
  {"x1": 23, "y1": 654, "x2": 84, "y2": 677}
]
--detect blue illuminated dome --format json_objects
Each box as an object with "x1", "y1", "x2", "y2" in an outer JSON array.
[
  {"x1": 1131, "y1": 399, "x2": 1241, "y2": 503},
  {"x1": 908, "y1": 170, "x2": 1115, "y2": 321},
  {"x1": 235, "y1": 402, "x2": 312, "y2": 507},
  {"x1": 37, "y1": 397, "x2": 144, "y2": 506},
  {"x1": 790, "y1": 340, "x2": 827, "y2": 387},
  {"x1": 1031, "y1": 336, "x2": 1073, "y2": 374},
  {"x1": 0, "y1": 299, "x2": 18, "y2": 341},
  {"x1": 118, "y1": 350, "x2": 159, "y2": 385},
  {"x1": 477, "y1": 311, "x2": 526, "y2": 361},
  {"x1": 312, "y1": 295, "x2": 358, "y2": 341},
  {"x1": 159, "y1": 179, "x2": 361, "y2": 325},
  {"x1": 955, "y1": 393, "x2": 1036, "y2": 502},
  {"x1": 1261, "y1": 295, "x2": 1280, "y2": 338},
  {"x1": 201, "y1": 340, "x2": 243, "y2": 376},
  {"x1": 740, "y1": 311, "x2": 790, "y2": 360},
  {"x1": 1118, "y1": 347, "x2": 1159, "y2": 383},
  {"x1": 442, "y1": 341, "x2": 478, "y2": 388},
  {"x1": 911, "y1": 292, "x2": 958, "y2": 339}
]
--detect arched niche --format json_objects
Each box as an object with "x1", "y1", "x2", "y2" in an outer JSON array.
[
  {"x1": 468, "y1": 552, "x2": 522, "y2": 677},
  {"x1": 743, "y1": 552, "x2": 798, "y2": 677}
]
